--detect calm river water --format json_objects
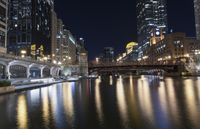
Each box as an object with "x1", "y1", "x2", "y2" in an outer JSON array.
[{"x1": 0, "y1": 75, "x2": 200, "y2": 129}]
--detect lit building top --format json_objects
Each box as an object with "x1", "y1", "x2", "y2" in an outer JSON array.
[{"x1": 136, "y1": 0, "x2": 168, "y2": 57}]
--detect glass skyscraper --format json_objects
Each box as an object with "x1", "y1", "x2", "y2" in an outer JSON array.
[
  {"x1": 7, "y1": 0, "x2": 54, "y2": 57},
  {"x1": 194, "y1": 0, "x2": 200, "y2": 40},
  {"x1": 136, "y1": 0, "x2": 168, "y2": 57}
]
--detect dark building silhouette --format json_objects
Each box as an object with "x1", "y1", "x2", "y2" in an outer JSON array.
[{"x1": 7, "y1": 0, "x2": 54, "y2": 58}]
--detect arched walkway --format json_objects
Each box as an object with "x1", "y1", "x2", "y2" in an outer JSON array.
[
  {"x1": 43, "y1": 67, "x2": 51, "y2": 78},
  {"x1": 10, "y1": 65, "x2": 27, "y2": 78}
]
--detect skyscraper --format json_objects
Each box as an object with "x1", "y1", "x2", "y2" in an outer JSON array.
[
  {"x1": 7, "y1": 0, "x2": 54, "y2": 58},
  {"x1": 0, "y1": 0, "x2": 8, "y2": 53},
  {"x1": 194, "y1": 0, "x2": 200, "y2": 40},
  {"x1": 136, "y1": 0, "x2": 168, "y2": 57}
]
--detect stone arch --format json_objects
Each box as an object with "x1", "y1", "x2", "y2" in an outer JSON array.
[
  {"x1": 9, "y1": 65, "x2": 27, "y2": 78},
  {"x1": 9, "y1": 61, "x2": 29, "y2": 78},
  {"x1": 42, "y1": 66, "x2": 51, "y2": 78},
  {"x1": 29, "y1": 64, "x2": 43, "y2": 78}
]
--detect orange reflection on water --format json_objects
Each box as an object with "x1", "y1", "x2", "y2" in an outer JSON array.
[
  {"x1": 196, "y1": 79, "x2": 200, "y2": 102},
  {"x1": 158, "y1": 80, "x2": 169, "y2": 117},
  {"x1": 17, "y1": 95, "x2": 28, "y2": 129},
  {"x1": 116, "y1": 76, "x2": 129, "y2": 127},
  {"x1": 109, "y1": 75, "x2": 113, "y2": 85},
  {"x1": 165, "y1": 78, "x2": 179, "y2": 125},
  {"x1": 138, "y1": 76, "x2": 154, "y2": 122},
  {"x1": 49, "y1": 85, "x2": 59, "y2": 125},
  {"x1": 63, "y1": 82, "x2": 74, "y2": 125},
  {"x1": 42, "y1": 87, "x2": 50, "y2": 127},
  {"x1": 95, "y1": 78, "x2": 104, "y2": 123},
  {"x1": 184, "y1": 79, "x2": 199, "y2": 128}
]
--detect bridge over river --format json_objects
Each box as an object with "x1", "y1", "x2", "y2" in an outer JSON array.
[
  {"x1": 0, "y1": 53, "x2": 61, "y2": 79},
  {"x1": 89, "y1": 62, "x2": 186, "y2": 75}
]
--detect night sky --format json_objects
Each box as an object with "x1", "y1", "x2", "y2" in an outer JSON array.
[{"x1": 55, "y1": 0, "x2": 195, "y2": 60}]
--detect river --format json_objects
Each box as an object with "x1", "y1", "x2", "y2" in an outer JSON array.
[{"x1": 0, "y1": 75, "x2": 200, "y2": 129}]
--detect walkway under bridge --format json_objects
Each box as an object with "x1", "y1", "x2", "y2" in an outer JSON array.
[{"x1": 0, "y1": 54, "x2": 61, "y2": 79}]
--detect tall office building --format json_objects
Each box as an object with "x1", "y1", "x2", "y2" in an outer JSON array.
[
  {"x1": 136, "y1": 0, "x2": 168, "y2": 57},
  {"x1": 194, "y1": 0, "x2": 200, "y2": 40},
  {"x1": 102, "y1": 47, "x2": 114, "y2": 63},
  {"x1": 51, "y1": 10, "x2": 57, "y2": 61},
  {"x1": 0, "y1": 0, "x2": 8, "y2": 53},
  {"x1": 7, "y1": 0, "x2": 54, "y2": 58}
]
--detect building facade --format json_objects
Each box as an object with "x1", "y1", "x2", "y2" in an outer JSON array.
[
  {"x1": 54, "y1": 19, "x2": 78, "y2": 65},
  {"x1": 136, "y1": 0, "x2": 168, "y2": 58},
  {"x1": 141, "y1": 33, "x2": 200, "y2": 65},
  {"x1": 102, "y1": 47, "x2": 114, "y2": 63},
  {"x1": 194, "y1": 0, "x2": 200, "y2": 40},
  {"x1": 7, "y1": 0, "x2": 54, "y2": 58},
  {"x1": 0, "y1": 0, "x2": 8, "y2": 53}
]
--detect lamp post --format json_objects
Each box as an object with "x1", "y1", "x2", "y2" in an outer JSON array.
[{"x1": 20, "y1": 50, "x2": 27, "y2": 58}]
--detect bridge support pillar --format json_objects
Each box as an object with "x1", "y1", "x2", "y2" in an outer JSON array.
[
  {"x1": 6, "y1": 65, "x2": 11, "y2": 80},
  {"x1": 40, "y1": 67, "x2": 45, "y2": 78},
  {"x1": 27, "y1": 66, "x2": 31, "y2": 78}
]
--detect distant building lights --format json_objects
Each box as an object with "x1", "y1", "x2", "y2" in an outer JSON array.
[
  {"x1": 53, "y1": 60, "x2": 57, "y2": 64},
  {"x1": 184, "y1": 54, "x2": 190, "y2": 58},
  {"x1": 69, "y1": 36, "x2": 76, "y2": 44},
  {"x1": 143, "y1": 56, "x2": 148, "y2": 60},
  {"x1": 96, "y1": 58, "x2": 99, "y2": 63},
  {"x1": 58, "y1": 62, "x2": 62, "y2": 65}
]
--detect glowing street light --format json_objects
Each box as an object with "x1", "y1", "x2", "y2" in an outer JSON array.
[
  {"x1": 58, "y1": 61, "x2": 62, "y2": 65},
  {"x1": 96, "y1": 57, "x2": 99, "y2": 63},
  {"x1": 53, "y1": 60, "x2": 57, "y2": 64},
  {"x1": 20, "y1": 50, "x2": 27, "y2": 58}
]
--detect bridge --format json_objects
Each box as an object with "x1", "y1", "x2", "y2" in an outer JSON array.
[
  {"x1": 89, "y1": 62, "x2": 185, "y2": 75},
  {"x1": 0, "y1": 53, "x2": 61, "y2": 79}
]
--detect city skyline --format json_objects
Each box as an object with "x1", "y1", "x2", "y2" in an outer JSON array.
[{"x1": 55, "y1": 0, "x2": 195, "y2": 60}]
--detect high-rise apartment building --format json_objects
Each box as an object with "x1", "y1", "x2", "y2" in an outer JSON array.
[
  {"x1": 7, "y1": 0, "x2": 54, "y2": 58},
  {"x1": 55, "y1": 19, "x2": 78, "y2": 65},
  {"x1": 136, "y1": 0, "x2": 168, "y2": 57},
  {"x1": 194, "y1": 0, "x2": 200, "y2": 40},
  {"x1": 0, "y1": 0, "x2": 8, "y2": 53}
]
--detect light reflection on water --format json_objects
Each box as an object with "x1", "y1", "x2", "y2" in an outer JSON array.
[
  {"x1": 63, "y1": 82, "x2": 75, "y2": 127},
  {"x1": 42, "y1": 87, "x2": 50, "y2": 128},
  {"x1": 17, "y1": 95, "x2": 28, "y2": 129},
  {"x1": 95, "y1": 78, "x2": 104, "y2": 124},
  {"x1": 184, "y1": 79, "x2": 200, "y2": 128},
  {"x1": 138, "y1": 76, "x2": 154, "y2": 124},
  {"x1": 0, "y1": 76, "x2": 200, "y2": 129},
  {"x1": 116, "y1": 76, "x2": 129, "y2": 128}
]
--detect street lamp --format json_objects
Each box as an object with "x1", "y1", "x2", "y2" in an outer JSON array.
[{"x1": 20, "y1": 50, "x2": 27, "y2": 58}]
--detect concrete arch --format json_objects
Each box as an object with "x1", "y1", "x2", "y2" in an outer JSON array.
[
  {"x1": 9, "y1": 65, "x2": 27, "y2": 78},
  {"x1": 50, "y1": 67, "x2": 61, "y2": 77},
  {"x1": 43, "y1": 67, "x2": 51, "y2": 78},
  {"x1": 8, "y1": 60, "x2": 31, "y2": 78},
  {"x1": 40, "y1": 65, "x2": 51, "y2": 78},
  {"x1": 9, "y1": 60, "x2": 30, "y2": 68},
  {"x1": 29, "y1": 64, "x2": 42, "y2": 78}
]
